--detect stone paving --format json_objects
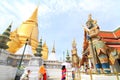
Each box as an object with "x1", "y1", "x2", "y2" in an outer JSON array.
[{"x1": 0, "y1": 65, "x2": 120, "y2": 80}]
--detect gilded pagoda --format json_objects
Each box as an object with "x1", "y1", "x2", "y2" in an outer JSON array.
[{"x1": 7, "y1": 8, "x2": 39, "y2": 53}]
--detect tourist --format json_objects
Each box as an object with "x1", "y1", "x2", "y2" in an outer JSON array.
[
  {"x1": 39, "y1": 64, "x2": 47, "y2": 80},
  {"x1": 61, "y1": 65, "x2": 66, "y2": 80},
  {"x1": 85, "y1": 64, "x2": 88, "y2": 74},
  {"x1": 20, "y1": 70, "x2": 31, "y2": 80},
  {"x1": 72, "y1": 68, "x2": 75, "y2": 80}
]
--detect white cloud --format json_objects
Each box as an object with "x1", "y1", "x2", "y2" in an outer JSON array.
[
  {"x1": 78, "y1": 0, "x2": 120, "y2": 13},
  {"x1": 39, "y1": 0, "x2": 78, "y2": 15},
  {"x1": 38, "y1": 0, "x2": 120, "y2": 16},
  {"x1": 0, "y1": 0, "x2": 119, "y2": 31},
  {"x1": 78, "y1": 0, "x2": 103, "y2": 11},
  {"x1": 39, "y1": 4, "x2": 52, "y2": 16},
  {"x1": 0, "y1": 0, "x2": 37, "y2": 31}
]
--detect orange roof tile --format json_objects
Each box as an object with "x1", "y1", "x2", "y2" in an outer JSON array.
[
  {"x1": 98, "y1": 31, "x2": 115, "y2": 38},
  {"x1": 98, "y1": 27, "x2": 120, "y2": 51},
  {"x1": 101, "y1": 39, "x2": 120, "y2": 43},
  {"x1": 98, "y1": 27, "x2": 120, "y2": 38},
  {"x1": 114, "y1": 27, "x2": 120, "y2": 38}
]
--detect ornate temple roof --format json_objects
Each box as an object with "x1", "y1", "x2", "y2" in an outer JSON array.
[{"x1": 98, "y1": 27, "x2": 120, "y2": 51}]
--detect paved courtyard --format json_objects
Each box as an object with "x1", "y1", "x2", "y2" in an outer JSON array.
[{"x1": 0, "y1": 65, "x2": 120, "y2": 80}]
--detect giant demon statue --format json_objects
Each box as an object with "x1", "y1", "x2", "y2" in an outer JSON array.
[{"x1": 82, "y1": 14, "x2": 111, "y2": 73}]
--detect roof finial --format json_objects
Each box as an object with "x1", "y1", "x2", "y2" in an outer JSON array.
[
  {"x1": 72, "y1": 39, "x2": 76, "y2": 48},
  {"x1": 88, "y1": 14, "x2": 92, "y2": 20},
  {"x1": 52, "y1": 41, "x2": 55, "y2": 53}
]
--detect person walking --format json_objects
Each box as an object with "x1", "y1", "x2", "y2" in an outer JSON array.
[
  {"x1": 61, "y1": 65, "x2": 66, "y2": 80},
  {"x1": 39, "y1": 64, "x2": 47, "y2": 80}
]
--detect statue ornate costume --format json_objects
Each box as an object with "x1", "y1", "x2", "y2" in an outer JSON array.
[
  {"x1": 71, "y1": 39, "x2": 79, "y2": 68},
  {"x1": 83, "y1": 14, "x2": 111, "y2": 73}
]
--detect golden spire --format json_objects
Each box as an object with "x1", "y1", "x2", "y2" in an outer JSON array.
[
  {"x1": 43, "y1": 41, "x2": 47, "y2": 47},
  {"x1": 52, "y1": 41, "x2": 55, "y2": 53},
  {"x1": 41, "y1": 41, "x2": 49, "y2": 60},
  {"x1": 28, "y1": 7, "x2": 38, "y2": 23},
  {"x1": 7, "y1": 7, "x2": 39, "y2": 53}
]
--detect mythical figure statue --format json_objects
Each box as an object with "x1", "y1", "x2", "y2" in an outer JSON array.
[
  {"x1": 82, "y1": 14, "x2": 111, "y2": 73},
  {"x1": 71, "y1": 39, "x2": 79, "y2": 68}
]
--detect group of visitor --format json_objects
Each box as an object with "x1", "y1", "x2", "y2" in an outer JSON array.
[
  {"x1": 20, "y1": 64, "x2": 47, "y2": 80},
  {"x1": 20, "y1": 64, "x2": 75, "y2": 80}
]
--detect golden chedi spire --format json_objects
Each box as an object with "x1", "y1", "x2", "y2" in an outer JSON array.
[
  {"x1": 16, "y1": 7, "x2": 39, "y2": 53},
  {"x1": 27, "y1": 7, "x2": 38, "y2": 23},
  {"x1": 41, "y1": 41, "x2": 49, "y2": 60},
  {"x1": 7, "y1": 7, "x2": 39, "y2": 53}
]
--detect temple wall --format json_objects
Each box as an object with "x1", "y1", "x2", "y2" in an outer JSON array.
[
  {"x1": 0, "y1": 49, "x2": 9, "y2": 65},
  {"x1": 0, "y1": 65, "x2": 16, "y2": 80}
]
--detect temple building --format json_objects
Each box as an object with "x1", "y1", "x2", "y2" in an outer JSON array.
[
  {"x1": 44, "y1": 43, "x2": 62, "y2": 69},
  {"x1": 7, "y1": 7, "x2": 39, "y2": 53},
  {"x1": 48, "y1": 43, "x2": 57, "y2": 61},
  {"x1": 98, "y1": 27, "x2": 120, "y2": 72},
  {"x1": 7, "y1": 40, "x2": 34, "y2": 67},
  {"x1": 98, "y1": 27, "x2": 120, "y2": 52},
  {"x1": 2, "y1": 7, "x2": 60, "y2": 66},
  {"x1": 98, "y1": 28, "x2": 120, "y2": 63}
]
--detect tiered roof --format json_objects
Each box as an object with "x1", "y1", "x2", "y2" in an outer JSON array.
[{"x1": 98, "y1": 27, "x2": 120, "y2": 51}]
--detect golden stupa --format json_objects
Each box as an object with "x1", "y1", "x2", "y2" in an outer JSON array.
[
  {"x1": 7, "y1": 7, "x2": 39, "y2": 53},
  {"x1": 41, "y1": 41, "x2": 49, "y2": 60}
]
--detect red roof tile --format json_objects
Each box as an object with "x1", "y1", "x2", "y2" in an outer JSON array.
[
  {"x1": 101, "y1": 39, "x2": 120, "y2": 43},
  {"x1": 98, "y1": 27, "x2": 120, "y2": 51},
  {"x1": 114, "y1": 27, "x2": 120, "y2": 38},
  {"x1": 98, "y1": 31, "x2": 115, "y2": 38},
  {"x1": 98, "y1": 27, "x2": 120, "y2": 38}
]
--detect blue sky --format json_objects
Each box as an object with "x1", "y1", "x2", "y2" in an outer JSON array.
[{"x1": 0, "y1": 0, "x2": 120, "y2": 60}]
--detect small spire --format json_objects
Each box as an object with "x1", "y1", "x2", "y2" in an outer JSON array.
[
  {"x1": 2, "y1": 23, "x2": 12, "y2": 38},
  {"x1": 40, "y1": 37, "x2": 42, "y2": 44},
  {"x1": 88, "y1": 14, "x2": 92, "y2": 20},
  {"x1": 67, "y1": 50, "x2": 69, "y2": 55},
  {"x1": 35, "y1": 37, "x2": 42, "y2": 57},
  {"x1": 39, "y1": 37, "x2": 42, "y2": 49},
  {"x1": 66, "y1": 50, "x2": 70, "y2": 62},
  {"x1": 52, "y1": 41, "x2": 55, "y2": 53}
]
